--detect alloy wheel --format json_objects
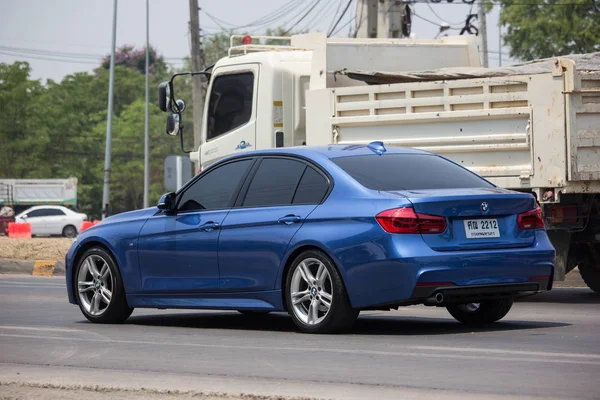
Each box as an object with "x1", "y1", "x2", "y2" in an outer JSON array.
[
  {"x1": 77, "y1": 254, "x2": 113, "y2": 316},
  {"x1": 290, "y1": 258, "x2": 333, "y2": 325}
]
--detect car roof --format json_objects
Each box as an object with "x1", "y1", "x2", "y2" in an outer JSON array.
[
  {"x1": 21, "y1": 205, "x2": 70, "y2": 211},
  {"x1": 230, "y1": 144, "x2": 430, "y2": 161}
]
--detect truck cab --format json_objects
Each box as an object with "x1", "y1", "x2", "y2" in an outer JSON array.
[{"x1": 193, "y1": 45, "x2": 312, "y2": 169}]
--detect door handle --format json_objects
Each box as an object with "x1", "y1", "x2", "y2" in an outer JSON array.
[
  {"x1": 278, "y1": 215, "x2": 301, "y2": 225},
  {"x1": 199, "y1": 221, "x2": 220, "y2": 232}
]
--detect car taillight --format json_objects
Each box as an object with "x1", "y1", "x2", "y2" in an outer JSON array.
[
  {"x1": 376, "y1": 207, "x2": 447, "y2": 234},
  {"x1": 518, "y1": 205, "x2": 544, "y2": 230}
]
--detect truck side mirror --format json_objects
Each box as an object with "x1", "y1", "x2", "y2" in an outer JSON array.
[
  {"x1": 157, "y1": 192, "x2": 176, "y2": 211},
  {"x1": 166, "y1": 114, "x2": 180, "y2": 136},
  {"x1": 158, "y1": 81, "x2": 171, "y2": 112}
]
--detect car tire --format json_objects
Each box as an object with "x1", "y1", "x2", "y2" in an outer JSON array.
[
  {"x1": 75, "y1": 247, "x2": 133, "y2": 324},
  {"x1": 63, "y1": 225, "x2": 77, "y2": 238},
  {"x1": 237, "y1": 310, "x2": 271, "y2": 316},
  {"x1": 446, "y1": 298, "x2": 514, "y2": 325},
  {"x1": 285, "y1": 250, "x2": 359, "y2": 334}
]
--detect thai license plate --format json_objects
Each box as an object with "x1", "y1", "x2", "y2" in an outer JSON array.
[{"x1": 464, "y1": 219, "x2": 500, "y2": 239}]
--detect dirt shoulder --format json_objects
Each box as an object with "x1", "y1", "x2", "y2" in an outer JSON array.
[{"x1": 0, "y1": 237, "x2": 72, "y2": 261}]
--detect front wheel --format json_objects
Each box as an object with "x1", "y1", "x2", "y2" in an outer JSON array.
[
  {"x1": 446, "y1": 298, "x2": 514, "y2": 325},
  {"x1": 285, "y1": 250, "x2": 358, "y2": 334},
  {"x1": 75, "y1": 247, "x2": 133, "y2": 323}
]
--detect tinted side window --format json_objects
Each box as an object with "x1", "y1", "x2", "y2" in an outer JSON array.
[
  {"x1": 47, "y1": 209, "x2": 66, "y2": 216},
  {"x1": 243, "y1": 159, "x2": 306, "y2": 207},
  {"x1": 28, "y1": 209, "x2": 48, "y2": 217},
  {"x1": 207, "y1": 72, "x2": 254, "y2": 141},
  {"x1": 333, "y1": 154, "x2": 493, "y2": 190},
  {"x1": 292, "y1": 167, "x2": 329, "y2": 205},
  {"x1": 178, "y1": 159, "x2": 252, "y2": 211}
]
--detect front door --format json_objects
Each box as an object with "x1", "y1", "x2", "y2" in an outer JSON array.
[
  {"x1": 137, "y1": 158, "x2": 254, "y2": 293},
  {"x1": 219, "y1": 157, "x2": 331, "y2": 291},
  {"x1": 199, "y1": 64, "x2": 259, "y2": 169}
]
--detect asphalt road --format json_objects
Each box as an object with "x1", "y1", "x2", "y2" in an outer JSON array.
[{"x1": 1, "y1": 275, "x2": 599, "y2": 400}]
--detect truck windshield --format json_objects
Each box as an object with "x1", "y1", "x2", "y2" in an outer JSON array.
[{"x1": 332, "y1": 154, "x2": 494, "y2": 191}]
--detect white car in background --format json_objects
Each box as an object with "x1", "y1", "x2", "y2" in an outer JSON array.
[{"x1": 15, "y1": 205, "x2": 87, "y2": 238}]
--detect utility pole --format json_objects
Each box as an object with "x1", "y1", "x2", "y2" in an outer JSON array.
[
  {"x1": 366, "y1": 0, "x2": 378, "y2": 38},
  {"x1": 388, "y1": 0, "x2": 405, "y2": 38},
  {"x1": 143, "y1": 0, "x2": 150, "y2": 208},
  {"x1": 478, "y1": 2, "x2": 489, "y2": 67},
  {"x1": 498, "y1": 4, "x2": 502, "y2": 67},
  {"x1": 102, "y1": 0, "x2": 118, "y2": 219},
  {"x1": 189, "y1": 0, "x2": 204, "y2": 169}
]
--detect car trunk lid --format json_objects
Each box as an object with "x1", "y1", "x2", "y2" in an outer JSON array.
[{"x1": 385, "y1": 188, "x2": 537, "y2": 251}]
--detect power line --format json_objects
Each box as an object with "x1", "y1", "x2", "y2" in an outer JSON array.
[
  {"x1": 327, "y1": 0, "x2": 346, "y2": 34},
  {"x1": 200, "y1": 0, "x2": 304, "y2": 31},
  {"x1": 283, "y1": 0, "x2": 323, "y2": 35},
  {"x1": 328, "y1": 0, "x2": 354, "y2": 37},
  {"x1": 411, "y1": 10, "x2": 460, "y2": 29},
  {"x1": 301, "y1": 0, "x2": 341, "y2": 33},
  {"x1": 412, "y1": 1, "x2": 590, "y2": 5},
  {"x1": 425, "y1": 1, "x2": 465, "y2": 26}
]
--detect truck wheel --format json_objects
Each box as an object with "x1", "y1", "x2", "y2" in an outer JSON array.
[
  {"x1": 63, "y1": 225, "x2": 77, "y2": 238},
  {"x1": 446, "y1": 298, "x2": 514, "y2": 325},
  {"x1": 579, "y1": 263, "x2": 600, "y2": 293}
]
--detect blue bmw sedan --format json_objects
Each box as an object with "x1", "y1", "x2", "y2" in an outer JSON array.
[{"x1": 66, "y1": 143, "x2": 555, "y2": 333}]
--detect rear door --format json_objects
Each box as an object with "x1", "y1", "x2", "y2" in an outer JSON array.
[
  {"x1": 44, "y1": 208, "x2": 68, "y2": 235},
  {"x1": 218, "y1": 157, "x2": 330, "y2": 291}
]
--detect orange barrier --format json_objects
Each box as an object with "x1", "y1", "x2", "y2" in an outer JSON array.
[
  {"x1": 7, "y1": 222, "x2": 32, "y2": 239},
  {"x1": 80, "y1": 220, "x2": 100, "y2": 232}
]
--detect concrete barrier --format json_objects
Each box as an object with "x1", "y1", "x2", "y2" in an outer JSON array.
[{"x1": 0, "y1": 259, "x2": 65, "y2": 276}]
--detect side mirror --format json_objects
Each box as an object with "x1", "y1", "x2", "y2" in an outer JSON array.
[
  {"x1": 158, "y1": 81, "x2": 171, "y2": 112},
  {"x1": 21, "y1": 214, "x2": 27, "y2": 219},
  {"x1": 157, "y1": 192, "x2": 176, "y2": 211},
  {"x1": 166, "y1": 114, "x2": 180, "y2": 136}
]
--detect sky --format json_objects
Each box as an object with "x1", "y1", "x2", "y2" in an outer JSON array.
[{"x1": 0, "y1": 0, "x2": 512, "y2": 83}]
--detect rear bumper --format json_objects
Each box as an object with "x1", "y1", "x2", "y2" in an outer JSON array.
[
  {"x1": 340, "y1": 230, "x2": 555, "y2": 309},
  {"x1": 411, "y1": 279, "x2": 552, "y2": 306}
]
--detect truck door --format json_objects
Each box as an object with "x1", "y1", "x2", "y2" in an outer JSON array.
[{"x1": 200, "y1": 64, "x2": 259, "y2": 169}]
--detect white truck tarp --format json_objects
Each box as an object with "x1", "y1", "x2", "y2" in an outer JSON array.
[{"x1": 337, "y1": 52, "x2": 600, "y2": 85}]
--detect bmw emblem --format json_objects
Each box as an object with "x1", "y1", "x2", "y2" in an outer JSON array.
[{"x1": 481, "y1": 202, "x2": 489, "y2": 212}]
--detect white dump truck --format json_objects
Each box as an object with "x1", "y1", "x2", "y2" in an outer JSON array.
[
  {"x1": 0, "y1": 178, "x2": 78, "y2": 213},
  {"x1": 158, "y1": 33, "x2": 600, "y2": 292}
]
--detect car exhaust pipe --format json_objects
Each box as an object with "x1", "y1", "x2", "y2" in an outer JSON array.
[
  {"x1": 424, "y1": 292, "x2": 445, "y2": 306},
  {"x1": 435, "y1": 292, "x2": 444, "y2": 304}
]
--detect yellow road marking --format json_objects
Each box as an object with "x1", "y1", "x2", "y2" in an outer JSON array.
[{"x1": 32, "y1": 260, "x2": 55, "y2": 276}]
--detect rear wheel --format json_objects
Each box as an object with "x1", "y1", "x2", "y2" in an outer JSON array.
[
  {"x1": 75, "y1": 247, "x2": 133, "y2": 323},
  {"x1": 579, "y1": 262, "x2": 600, "y2": 293},
  {"x1": 285, "y1": 250, "x2": 358, "y2": 334},
  {"x1": 446, "y1": 298, "x2": 514, "y2": 324},
  {"x1": 63, "y1": 225, "x2": 77, "y2": 238}
]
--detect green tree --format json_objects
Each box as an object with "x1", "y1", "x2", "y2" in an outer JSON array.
[
  {"x1": 500, "y1": 0, "x2": 600, "y2": 60},
  {"x1": 0, "y1": 62, "x2": 49, "y2": 178},
  {"x1": 100, "y1": 45, "x2": 167, "y2": 77}
]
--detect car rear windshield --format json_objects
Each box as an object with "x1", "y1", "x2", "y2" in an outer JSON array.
[{"x1": 332, "y1": 154, "x2": 493, "y2": 191}]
